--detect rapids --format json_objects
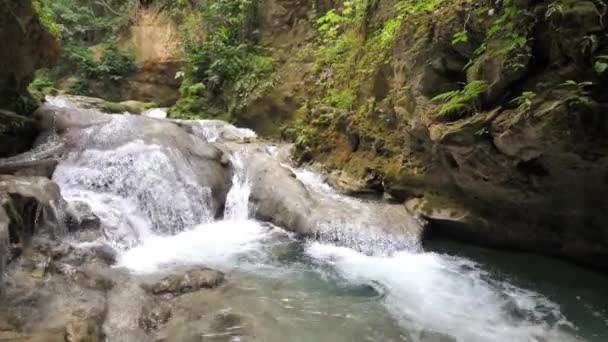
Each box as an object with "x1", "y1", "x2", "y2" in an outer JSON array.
[{"x1": 15, "y1": 96, "x2": 608, "y2": 341}]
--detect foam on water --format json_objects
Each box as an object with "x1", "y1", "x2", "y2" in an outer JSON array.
[
  {"x1": 307, "y1": 242, "x2": 579, "y2": 342},
  {"x1": 142, "y1": 108, "x2": 168, "y2": 119},
  {"x1": 189, "y1": 120, "x2": 257, "y2": 142},
  {"x1": 117, "y1": 220, "x2": 282, "y2": 273}
]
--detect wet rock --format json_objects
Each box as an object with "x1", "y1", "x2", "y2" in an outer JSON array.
[
  {"x1": 419, "y1": 330, "x2": 458, "y2": 342},
  {"x1": 326, "y1": 169, "x2": 383, "y2": 197},
  {"x1": 66, "y1": 201, "x2": 101, "y2": 232},
  {"x1": 138, "y1": 303, "x2": 172, "y2": 332},
  {"x1": 65, "y1": 317, "x2": 103, "y2": 342},
  {"x1": 144, "y1": 268, "x2": 225, "y2": 295},
  {"x1": 0, "y1": 331, "x2": 66, "y2": 342},
  {"x1": 0, "y1": 206, "x2": 9, "y2": 286},
  {"x1": 0, "y1": 175, "x2": 69, "y2": 244},
  {"x1": 246, "y1": 153, "x2": 316, "y2": 235},
  {"x1": 99, "y1": 100, "x2": 156, "y2": 114},
  {"x1": 0, "y1": 159, "x2": 58, "y2": 178},
  {"x1": 35, "y1": 105, "x2": 111, "y2": 132}
]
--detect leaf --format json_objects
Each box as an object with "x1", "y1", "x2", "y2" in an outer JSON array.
[{"x1": 594, "y1": 61, "x2": 608, "y2": 74}]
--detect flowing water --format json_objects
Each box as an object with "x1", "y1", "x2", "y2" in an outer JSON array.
[{"x1": 42, "y1": 98, "x2": 608, "y2": 341}]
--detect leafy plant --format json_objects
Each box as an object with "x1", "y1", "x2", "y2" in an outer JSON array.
[
  {"x1": 560, "y1": 80, "x2": 594, "y2": 106},
  {"x1": 93, "y1": 45, "x2": 136, "y2": 81},
  {"x1": 452, "y1": 30, "x2": 468, "y2": 45},
  {"x1": 509, "y1": 91, "x2": 536, "y2": 111},
  {"x1": 594, "y1": 55, "x2": 608, "y2": 75},
  {"x1": 432, "y1": 80, "x2": 488, "y2": 118}
]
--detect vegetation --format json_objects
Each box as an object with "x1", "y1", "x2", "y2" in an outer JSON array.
[
  {"x1": 29, "y1": 0, "x2": 139, "y2": 97},
  {"x1": 170, "y1": 0, "x2": 276, "y2": 120},
  {"x1": 431, "y1": 81, "x2": 488, "y2": 119}
]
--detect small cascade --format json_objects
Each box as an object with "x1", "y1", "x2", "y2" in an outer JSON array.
[
  {"x1": 291, "y1": 168, "x2": 422, "y2": 255},
  {"x1": 53, "y1": 141, "x2": 214, "y2": 241},
  {"x1": 223, "y1": 153, "x2": 251, "y2": 220}
]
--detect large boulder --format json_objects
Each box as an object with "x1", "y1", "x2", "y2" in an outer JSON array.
[{"x1": 247, "y1": 153, "x2": 317, "y2": 234}]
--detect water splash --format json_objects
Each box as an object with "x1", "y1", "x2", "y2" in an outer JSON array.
[
  {"x1": 224, "y1": 153, "x2": 251, "y2": 220},
  {"x1": 142, "y1": 108, "x2": 168, "y2": 119},
  {"x1": 307, "y1": 243, "x2": 579, "y2": 342},
  {"x1": 189, "y1": 120, "x2": 257, "y2": 143}
]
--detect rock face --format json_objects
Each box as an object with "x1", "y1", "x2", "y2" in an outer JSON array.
[
  {"x1": 0, "y1": 0, "x2": 59, "y2": 158},
  {"x1": 0, "y1": 0, "x2": 59, "y2": 111}
]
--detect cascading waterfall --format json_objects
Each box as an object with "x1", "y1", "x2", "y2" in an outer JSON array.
[{"x1": 30, "y1": 97, "x2": 605, "y2": 341}]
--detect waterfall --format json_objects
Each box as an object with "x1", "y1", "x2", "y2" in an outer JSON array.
[
  {"x1": 10, "y1": 96, "x2": 597, "y2": 342},
  {"x1": 291, "y1": 168, "x2": 422, "y2": 255},
  {"x1": 223, "y1": 153, "x2": 251, "y2": 220}
]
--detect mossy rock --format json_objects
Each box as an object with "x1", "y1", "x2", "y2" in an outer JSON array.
[{"x1": 100, "y1": 100, "x2": 156, "y2": 114}]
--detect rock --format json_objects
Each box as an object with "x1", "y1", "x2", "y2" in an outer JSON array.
[
  {"x1": 100, "y1": 100, "x2": 156, "y2": 114},
  {"x1": 138, "y1": 303, "x2": 172, "y2": 332},
  {"x1": 66, "y1": 201, "x2": 101, "y2": 232},
  {"x1": 0, "y1": 159, "x2": 59, "y2": 178},
  {"x1": 65, "y1": 317, "x2": 102, "y2": 342},
  {"x1": 0, "y1": 0, "x2": 59, "y2": 158},
  {"x1": 246, "y1": 153, "x2": 316, "y2": 235},
  {"x1": 0, "y1": 175, "x2": 70, "y2": 243},
  {"x1": 144, "y1": 268, "x2": 225, "y2": 295},
  {"x1": 0, "y1": 206, "x2": 9, "y2": 287},
  {"x1": 0, "y1": 331, "x2": 66, "y2": 342},
  {"x1": 34, "y1": 105, "x2": 111, "y2": 132},
  {"x1": 326, "y1": 169, "x2": 383, "y2": 197}
]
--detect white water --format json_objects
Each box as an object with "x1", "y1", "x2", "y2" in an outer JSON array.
[
  {"x1": 45, "y1": 100, "x2": 595, "y2": 341},
  {"x1": 142, "y1": 108, "x2": 168, "y2": 119}
]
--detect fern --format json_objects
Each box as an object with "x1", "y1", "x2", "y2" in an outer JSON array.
[{"x1": 432, "y1": 81, "x2": 488, "y2": 119}]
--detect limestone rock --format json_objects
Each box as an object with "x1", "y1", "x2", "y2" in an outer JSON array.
[{"x1": 144, "y1": 268, "x2": 225, "y2": 295}]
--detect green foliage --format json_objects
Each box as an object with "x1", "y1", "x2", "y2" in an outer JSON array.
[
  {"x1": 94, "y1": 45, "x2": 137, "y2": 81},
  {"x1": 432, "y1": 80, "x2": 488, "y2": 119},
  {"x1": 40, "y1": 0, "x2": 138, "y2": 43},
  {"x1": 595, "y1": 55, "x2": 608, "y2": 75},
  {"x1": 509, "y1": 91, "x2": 536, "y2": 111},
  {"x1": 56, "y1": 42, "x2": 135, "y2": 82},
  {"x1": 327, "y1": 89, "x2": 356, "y2": 109},
  {"x1": 28, "y1": 70, "x2": 58, "y2": 101},
  {"x1": 461, "y1": 1, "x2": 531, "y2": 74},
  {"x1": 560, "y1": 80, "x2": 594, "y2": 107},
  {"x1": 452, "y1": 30, "x2": 468, "y2": 45},
  {"x1": 32, "y1": 0, "x2": 61, "y2": 37},
  {"x1": 172, "y1": 0, "x2": 276, "y2": 120}
]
